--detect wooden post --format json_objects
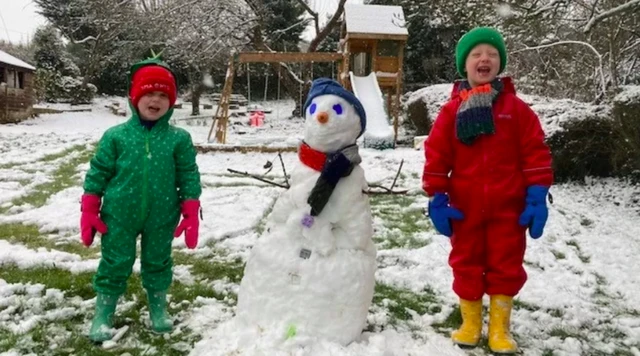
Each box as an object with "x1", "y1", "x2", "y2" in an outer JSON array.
[
  {"x1": 370, "y1": 40, "x2": 378, "y2": 75},
  {"x1": 3, "y1": 83, "x2": 7, "y2": 122},
  {"x1": 341, "y1": 42, "x2": 350, "y2": 88},
  {"x1": 394, "y1": 42, "x2": 406, "y2": 147},
  {"x1": 208, "y1": 57, "x2": 235, "y2": 143}
]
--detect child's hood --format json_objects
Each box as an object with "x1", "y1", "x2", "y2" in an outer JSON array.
[{"x1": 450, "y1": 77, "x2": 516, "y2": 100}]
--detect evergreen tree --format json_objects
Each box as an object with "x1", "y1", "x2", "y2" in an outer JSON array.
[
  {"x1": 33, "y1": 25, "x2": 79, "y2": 77},
  {"x1": 264, "y1": 0, "x2": 306, "y2": 51}
]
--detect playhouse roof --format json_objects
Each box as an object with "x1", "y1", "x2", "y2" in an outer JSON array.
[
  {"x1": 344, "y1": 4, "x2": 408, "y2": 40},
  {"x1": 0, "y1": 50, "x2": 36, "y2": 71}
]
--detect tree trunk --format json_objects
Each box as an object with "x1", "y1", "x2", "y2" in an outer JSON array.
[
  {"x1": 191, "y1": 89, "x2": 201, "y2": 116},
  {"x1": 189, "y1": 70, "x2": 205, "y2": 116}
]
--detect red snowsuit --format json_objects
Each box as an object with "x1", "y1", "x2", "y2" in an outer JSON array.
[{"x1": 422, "y1": 77, "x2": 553, "y2": 300}]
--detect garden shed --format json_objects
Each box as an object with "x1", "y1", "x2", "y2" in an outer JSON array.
[{"x1": 0, "y1": 49, "x2": 36, "y2": 123}]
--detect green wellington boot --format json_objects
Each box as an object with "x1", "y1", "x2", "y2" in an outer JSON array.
[
  {"x1": 88, "y1": 293, "x2": 119, "y2": 342},
  {"x1": 147, "y1": 290, "x2": 174, "y2": 333}
]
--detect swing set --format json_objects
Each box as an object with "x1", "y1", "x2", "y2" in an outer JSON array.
[{"x1": 207, "y1": 51, "x2": 344, "y2": 144}]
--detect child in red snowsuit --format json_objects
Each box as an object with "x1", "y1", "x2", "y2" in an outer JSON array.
[{"x1": 422, "y1": 27, "x2": 553, "y2": 354}]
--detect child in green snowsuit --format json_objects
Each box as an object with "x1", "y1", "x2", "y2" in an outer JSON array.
[{"x1": 79, "y1": 57, "x2": 202, "y2": 342}]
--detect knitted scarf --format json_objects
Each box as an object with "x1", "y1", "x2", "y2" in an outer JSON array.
[
  {"x1": 456, "y1": 79, "x2": 503, "y2": 145},
  {"x1": 298, "y1": 142, "x2": 362, "y2": 217}
]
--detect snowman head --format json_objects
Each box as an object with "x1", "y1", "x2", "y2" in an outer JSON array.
[{"x1": 303, "y1": 79, "x2": 366, "y2": 153}]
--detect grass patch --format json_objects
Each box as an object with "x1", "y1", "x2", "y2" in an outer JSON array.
[
  {"x1": 255, "y1": 199, "x2": 277, "y2": 236},
  {"x1": 9, "y1": 145, "x2": 93, "y2": 209},
  {"x1": 371, "y1": 195, "x2": 430, "y2": 249},
  {"x1": 548, "y1": 308, "x2": 564, "y2": 318},
  {"x1": 0, "y1": 223, "x2": 99, "y2": 258},
  {"x1": 372, "y1": 283, "x2": 440, "y2": 324},
  {"x1": 580, "y1": 217, "x2": 594, "y2": 227},
  {"x1": 0, "y1": 263, "x2": 225, "y2": 355},
  {"x1": 566, "y1": 239, "x2": 591, "y2": 263},
  {"x1": 548, "y1": 326, "x2": 583, "y2": 340},
  {"x1": 0, "y1": 330, "x2": 19, "y2": 351},
  {"x1": 588, "y1": 350, "x2": 635, "y2": 356},
  {"x1": 173, "y1": 251, "x2": 244, "y2": 285},
  {"x1": 1, "y1": 265, "x2": 96, "y2": 300},
  {"x1": 524, "y1": 259, "x2": 545, "y2": 271},
  {"x1": 513, "y1": 299, "x2": 539, "y2": 312},
  {"x1": 432, "y1": 306, "x2": 462, "y2": 332},
  {"x1": 551, "y1": 250, "x2": 566, "y2": 260}
]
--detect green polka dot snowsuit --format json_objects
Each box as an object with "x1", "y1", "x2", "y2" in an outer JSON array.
[{"x1": 84, "y1": 106, "x2": 201, "y2": 296}]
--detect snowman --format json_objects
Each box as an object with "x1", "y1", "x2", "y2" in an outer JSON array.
[{"x1": 236, "y1": 78, "x2": 377, "y2": 345}]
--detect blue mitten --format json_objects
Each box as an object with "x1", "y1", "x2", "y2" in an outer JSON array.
[
  {"x1": 518, "y1": 185, "x2": 549, "y2": 239},
  {"x1": 428, "y1": 193, "x2": 464, "y2": 237}
]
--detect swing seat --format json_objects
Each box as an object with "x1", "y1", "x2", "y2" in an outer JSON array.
[{"x1": 250, "y1": 111, "x2": 265, "y2": 127}]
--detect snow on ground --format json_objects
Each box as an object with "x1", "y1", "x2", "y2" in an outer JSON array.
[{"x1": 1, "y1": 97, "x2": 640, "y2": 355}]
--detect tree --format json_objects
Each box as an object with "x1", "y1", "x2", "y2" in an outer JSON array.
[
  {"x1": 243, "y1": 0, "x2": 347, "y2": 115},
  {"x1": 264, "y1": 0, "x2": 306, "y2": 51},
  {"x1": 158, "y1": 0, "x2": 255, "y2": 115},
  {"x1": 32, "y1": 25, "x2": 96, "y2": 103},
  {"x1": 33, "y1": 0, "x2": 142, "y2": 88},
  {"x1": 500, "y1": 0, "x2": 640, "y2": 101},
  {"x1": 33, "y1": 25, "x2": 79, "y2": 76}
]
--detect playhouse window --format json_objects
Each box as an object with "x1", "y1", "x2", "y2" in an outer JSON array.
[
  {"x1": 0, "y1": 67, "x2": 4, "y2": 85},
  {"x1": 350, "y1": 52, "x2": 371, "y2": 76},
  {"x1": 377, "y1": 40, "x2": 400, "y2": 57}
]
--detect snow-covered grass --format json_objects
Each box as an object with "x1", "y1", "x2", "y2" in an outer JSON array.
[{"x1": 1, "y1": 99, "x2": 640, "y2": 355}]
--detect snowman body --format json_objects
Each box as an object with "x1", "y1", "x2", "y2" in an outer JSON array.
[{"x1": 236, "y1": 93, "x2": 377, "y2": 345}]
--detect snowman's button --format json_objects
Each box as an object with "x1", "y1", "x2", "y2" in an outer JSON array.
[
  {"x1": 301, "y1": 214, "x2": 314, "y2": 228},
  {"x1": 299, "y1": 248, "x2": 312, "y2": 259}
]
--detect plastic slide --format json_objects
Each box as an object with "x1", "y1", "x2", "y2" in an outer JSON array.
[{"x1": 349, "y1": 72, "x2": 394, "y2": 149}]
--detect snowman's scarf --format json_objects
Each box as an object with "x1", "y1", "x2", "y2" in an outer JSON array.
[{"x1": 299, "y1": 142, "x2": 362, "y2": 217}]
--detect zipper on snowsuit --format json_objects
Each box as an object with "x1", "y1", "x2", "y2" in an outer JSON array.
[{"x1": 141, "y1": 131, "x2": 150, "y2": 224}]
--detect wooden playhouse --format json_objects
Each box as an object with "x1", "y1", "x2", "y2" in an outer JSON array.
[{"x1": 339, "y1": 4, "x2": 408, "y2": 146}]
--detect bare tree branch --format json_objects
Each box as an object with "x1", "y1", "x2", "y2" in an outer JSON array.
[
  {"x1": 307, "y1": 0, "x2": 347, "y2": 52},
  {"x1": 272, "y1": 18, "x2": 309, "y2": 37},
  {"x1": 511, "y1": 40, "x2": 607, "y2": 99},
  {"x1": 295, "y1": 0, "x2": 320, "y2": 36},
  {"x1": 584, "y1": 0, "x2": 640, "y2": 33},
  {"x1": 72, "y1": 35, "x2": 100, "y2": 44}
]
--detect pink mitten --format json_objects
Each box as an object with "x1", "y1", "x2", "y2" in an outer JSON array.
[
  {"x1": 80, "y1": 194, "x2": 108, "y2": 247},
  {"x1": 174, "y1": 200, "x2": 200, "y2": 249}
]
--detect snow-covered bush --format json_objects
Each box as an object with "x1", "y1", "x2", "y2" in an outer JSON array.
[
  {"x1": 611, "y1": 86, "x2": 640, "y2": 182},
  {"x1": 60, "y1": 76, "x2": 97, "y2": 104},
  {"x1": 547, "y1": 115, "x2": 614, "y2": 182},
  {"x1": 34, "y1": 69, "x2": 96, "y2": 104}
]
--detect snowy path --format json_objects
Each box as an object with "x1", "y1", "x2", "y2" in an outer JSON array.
[{"x1": 1, "y1": 108, "x2": 640, "y2": 355}]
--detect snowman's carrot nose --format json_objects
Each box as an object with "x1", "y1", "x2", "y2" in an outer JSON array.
[{"x1": 316, "y1": 111, "x2": 329, "y2": 124}]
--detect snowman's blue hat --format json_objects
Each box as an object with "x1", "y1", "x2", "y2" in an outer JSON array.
[{"x1": 303, "y1": 78, "x2": 367, "y2": 137}]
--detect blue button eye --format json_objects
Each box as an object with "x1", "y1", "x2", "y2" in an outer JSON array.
[
  {"x1": 333, "y1": 104, "x2": 343, "y2": 115},
  {"x1": 309, "y1": 103, "x2": 317, "y2": 115}
]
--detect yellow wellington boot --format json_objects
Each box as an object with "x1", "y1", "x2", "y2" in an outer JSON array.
[
  {"x1": 488, "y1": 295, "x2": 518, "y2": 354},
  {"x1": 451, "y1": 298, "x2": 483, "y2": 347}
]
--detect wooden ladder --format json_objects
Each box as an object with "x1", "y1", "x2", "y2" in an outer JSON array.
[{"x1": 207, "y1": 58, "x2": 235, "y2": 143}]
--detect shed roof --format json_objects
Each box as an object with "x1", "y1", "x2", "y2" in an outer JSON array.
[
  {"x1": 0, "y1": 49, "x2": 36, "y2": 71},
  {"x1": 344, "y1": 4, "x2": 408, "y2": 38}
]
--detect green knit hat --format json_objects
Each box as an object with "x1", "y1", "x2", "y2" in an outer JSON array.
[{"x1": 455, "y1": 27, "x2": 507, "y2": 78}]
